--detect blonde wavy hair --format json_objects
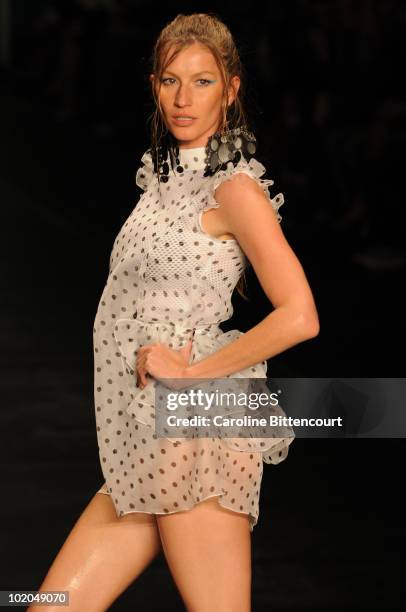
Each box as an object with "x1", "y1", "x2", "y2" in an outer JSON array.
[{"x1": 147, "y1": 12, "x2": 251, "y2": 301}]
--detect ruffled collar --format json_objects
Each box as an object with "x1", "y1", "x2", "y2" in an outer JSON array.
[
  {"x1": 135, "y1": 146, "x2": 206, "y2": 190},
  {"x1": 177, "y1": 146, "x2": 207, "y2": 170},
  {"x1": 135, "y1": 127, "x2": 257, "y2": 190}
]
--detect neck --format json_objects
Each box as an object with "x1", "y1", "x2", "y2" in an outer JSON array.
[
  {"x1": 176, "y1": 125, "x2": 223, "y2": 150},
  {"x1": 178, "y1": 144, "x2": 205, "y2": 149}
]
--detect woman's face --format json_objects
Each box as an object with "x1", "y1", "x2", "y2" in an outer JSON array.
[{"x1": 151, "y1": 42, "x2": 240, "y2": 149}]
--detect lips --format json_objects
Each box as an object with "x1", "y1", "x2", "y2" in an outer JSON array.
[{"x1": 172, "y1": 116, "x2": 196, "y2": 126}]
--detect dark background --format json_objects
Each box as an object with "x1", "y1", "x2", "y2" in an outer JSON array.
[{"x1": 0, "y1": 1, "x2": 405, "y2": 610}]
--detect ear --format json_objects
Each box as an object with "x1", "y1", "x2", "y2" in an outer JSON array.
[
  {"x1": 150, "y1": 73, "x2": 158, "y2": 96},
  {"x1": 228, "y1": 75, "x2": 241, "y2": 106}
]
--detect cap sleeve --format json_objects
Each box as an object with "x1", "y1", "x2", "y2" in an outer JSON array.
[
  {"x1": 135, "y1": 149, "x2": 154, "y2": 191},
  {"x1": 200, "y1": 156, "x2": 284, "y2": 223}
]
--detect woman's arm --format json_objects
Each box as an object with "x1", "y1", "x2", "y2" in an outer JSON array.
[{"x1": 184, "y1": 172, "x2": 320, "y2": 379}]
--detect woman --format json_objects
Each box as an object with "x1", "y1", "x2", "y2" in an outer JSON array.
[{"x1": 29, "y1": 13, "x2": 319, "y2": 612}]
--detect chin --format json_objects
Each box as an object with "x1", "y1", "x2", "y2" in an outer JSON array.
[{"x1": 172, "y1": 126, "x2": 198, "y2": 136}]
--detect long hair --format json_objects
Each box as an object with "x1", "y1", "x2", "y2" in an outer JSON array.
[{"x1": 148, "y1": 12, "x2": 252, "y2": 301}]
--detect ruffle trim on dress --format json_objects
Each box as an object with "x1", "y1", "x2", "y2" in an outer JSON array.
[
  {"x1": 97, "y1": 484, "x2": 258, "y2": 532},
  {"x1": 135, "y1": 149, "x2": 154, "y2": 191},
  {"x1": 199, "y1": 157, "x2": 285, "y2": 224},
  {"x1": 113, "y1": 318, "x2": 295, "y2": 466}
]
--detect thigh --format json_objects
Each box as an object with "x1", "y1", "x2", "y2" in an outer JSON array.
[
  {"x1": 28, "y1": 490, "x2": 162, "y2": 612},
  {"x1": 156, "y1": 496, "x2": 252, "y2": 612}
]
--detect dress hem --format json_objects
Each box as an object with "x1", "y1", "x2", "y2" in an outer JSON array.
[{"x1": 96, "y1": 488, "x2": 257, "y2": 532}]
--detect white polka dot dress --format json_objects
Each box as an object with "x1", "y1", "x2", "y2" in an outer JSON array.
[{"x1": 94, "y1": 145, "x2": 295, "y2": 531}]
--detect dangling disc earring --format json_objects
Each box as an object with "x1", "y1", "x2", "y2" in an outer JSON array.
[{"x1": 203, "y1": 125, "x2": 257, "y2": 177}]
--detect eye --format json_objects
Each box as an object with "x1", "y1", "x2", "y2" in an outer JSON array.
[
  {"x1": 160, "y1": 77, "x2": 214, "y2": 87},
  {"x1": 161, "y1": 77, "x2": 176, "y2": 86}
]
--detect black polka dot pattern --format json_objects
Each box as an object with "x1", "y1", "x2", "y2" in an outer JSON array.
[{"x1": 94, "y1": 146, "x2": 293, "y2": 532}]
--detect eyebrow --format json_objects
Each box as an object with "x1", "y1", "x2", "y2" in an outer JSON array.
[{"x1": 162, "y1": 70, "x2": 216, "y2": 78}]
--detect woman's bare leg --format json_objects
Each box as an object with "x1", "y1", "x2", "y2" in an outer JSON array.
[
  {"x1": 28, "y1": 491, "x2": 162, "y2": 612},
  {"x1": 156, "y1": 496, "x2": 252, "y2": 612}
]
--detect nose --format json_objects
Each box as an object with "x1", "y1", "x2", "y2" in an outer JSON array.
[{"x1": 174, "y1": 83, "x2": 192, "y2": 107}]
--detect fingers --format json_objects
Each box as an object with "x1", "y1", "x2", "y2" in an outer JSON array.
[
  {"x1": 136, "y1": 364, "x2": 148, "y2": 389},
  {"x1": 134, "y1": 341, "x2": 193, "y2": 390},
  {"x1": 179, "y1": 339, "x2": 194, "y2": 365},
  {"x1": 136, "y1": 370, "x2": 148, "y2": 389},
  {"x1": 136, "y1": 346, "x2": 151, "y2": 388}
]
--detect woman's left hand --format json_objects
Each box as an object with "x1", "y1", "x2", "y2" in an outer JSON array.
[{"x1": 136, "y1": 340, "x2": 193, "y2": 390}]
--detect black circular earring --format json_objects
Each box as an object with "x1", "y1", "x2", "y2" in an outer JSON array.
[{"x1": 203, "y1": 126, "x2": 257, "y2": 177}]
